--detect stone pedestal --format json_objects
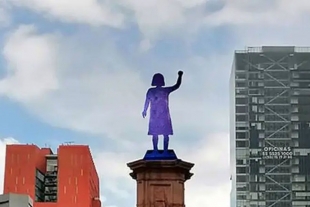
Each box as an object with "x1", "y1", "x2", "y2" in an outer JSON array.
[{"x1": 127, "y1": 150, "x2": 194, "y2": 207}]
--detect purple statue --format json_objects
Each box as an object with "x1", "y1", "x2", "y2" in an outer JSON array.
[{"x1": 142, "y1": 71, "x2": 183, "y2": 152}]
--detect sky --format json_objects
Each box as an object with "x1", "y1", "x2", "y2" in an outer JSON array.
[{"x1": 0, "y1": 0, "x2": 310, "y2": 207}]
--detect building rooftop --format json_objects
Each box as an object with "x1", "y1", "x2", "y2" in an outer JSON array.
[{"x1": 235, "y1": 46, "x2": 310, "y2": 53}]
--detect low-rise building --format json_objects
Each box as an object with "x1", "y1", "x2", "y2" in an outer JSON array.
[{"x1": 0, "y1": 193, "x2": 33, "y2": 207}]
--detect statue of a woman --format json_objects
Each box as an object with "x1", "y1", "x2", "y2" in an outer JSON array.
[{"x1": 142, "y1": 71, "x2": 183, "y2": 152}]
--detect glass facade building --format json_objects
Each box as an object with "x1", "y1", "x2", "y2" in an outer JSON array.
[{"x1": 230, "y1": 46, "x2": 310, "y2": 207}]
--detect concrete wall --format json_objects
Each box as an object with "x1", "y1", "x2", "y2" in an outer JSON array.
[
  {"x1": 0, "y1": 193, "x2": 32, "y2": 207},
  {"x1": 0, "y1": 194, "x2": 9, "y2": 207}
]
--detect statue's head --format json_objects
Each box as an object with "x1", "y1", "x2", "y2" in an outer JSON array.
[{"x1": 151, "y1": 73, "x2": 165, "y2": 86}]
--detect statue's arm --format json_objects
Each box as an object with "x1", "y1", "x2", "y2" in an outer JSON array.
[
  {"x1": 167, "y1": 73, "x2": 183, "y2": 92},
  {"x1": 143, "y1": 90, "x2": 151, "y2": 113}
]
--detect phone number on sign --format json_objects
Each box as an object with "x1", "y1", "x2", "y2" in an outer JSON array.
[
  {"x1": 262, "y1": 151, "x2": 293, "y2": 156},
  {"x1": 263, "y1": 155, "x2": 292, "y2": 159},
  {"x1": 262, "y1": 151, "x2": 293, "y2": 159}
]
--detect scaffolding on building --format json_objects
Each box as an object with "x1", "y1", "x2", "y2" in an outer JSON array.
[{"x1": 233, "y1": 46, "x2": 310, "y2": 207}]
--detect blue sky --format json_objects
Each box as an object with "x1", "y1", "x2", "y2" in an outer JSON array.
[{"x1": 1, "y1": 0, "x2": 310, "y2": 207}]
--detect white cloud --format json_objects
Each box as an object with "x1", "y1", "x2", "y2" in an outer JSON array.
[
  {"x1": 38, "y1": 69, "x2": 146, "y2": 139},
  {"x1": 139, "y1": 39, "x2": 152, "y2": 52},
  {"x1": 121, "y1": 0, "x2": 186, "y2": 39},
  {"x1": 8, "y1": 0, "x2": 124, "y2": 27},
  {"x1": 116, "y1": 0, "x2": 307, "y2": 40},
  {"x1": 94, "y1": 151, "x2": 134, "y2": 199},
  {"x1": 205, "y1": 0, "x2": 310, "y2": 26},
  {"x1": 0, "y1": 25, "x2": 59, "y2": 103},
  {"x1": 0, "y1": 24, "x2": 146, "y2": 144},
  {"x1": 0, "y1": 137, "x2": 20, "y2": 194},
  {"x1": 3, "y1": 0, "x2": 205, "y2": 34},
  {"x1": 4, "y1": 0, "x2": 310, "y2": 42},
  {"x1": 0, "y1": 0, "x2": 11, "y2": 27},
  {"x1": 179, "y1": 133, "x2": 230, "y2": 207},
  {"x1": 117, "y1": 0, "x2": 219, "y2": 42}
]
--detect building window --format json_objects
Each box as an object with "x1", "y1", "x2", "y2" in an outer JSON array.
[
  {"x1": 291, "y1": 97, "x2": 298, "y2": 104},
  {"x1": 236, "y1": 159, "x2": 244, "y2": 165},
  {"x1": 236, "y1": 126, "x2": 248, "y2": 131},
  {"x1": 236, "y1": 73, "x2": 246, "y2": 79},
  {"x1": 291, "y1": 115, "x2": 299, "y2": 121},
  {"x1": 236, "y1": 98, "x2": 248, "y2": 104},
  {"x1": 236, "y1": 149, "x2": 248, "y2": 158},
  {"x1": 46, "y1": 159, "x2": 58, "y2": 172},
  {"x1": 35, "y1": 169, "x2": 45, "y2": 202},
  {"x1": 236, "y1": 176, "x2": 247, "y2": 182},
  {"x1": 236, "y1": 89, "x2": 247, "y2": 95},
  {"x1": 237, "y1": 115, "x2": 248, "y2": 121},
  {"x1": 236, "y1": 141, "x2": 247, "y2": 147},
  {"x1": 237, "y1": 195, "x2": 246, "y2": 200},
  {"x1": 236, "y1": 82, "x2": 246, "y2": 87},
  {"x1": 36, "y1": 170, "x2": 45, "y2": 182},
  {"x1": 236, "y1": 167, "x2": 247, "y2": 174},
  {"x1": 35, "y1": 187, "x2": 44, "y2": 202},
  {"x1": 251, "y1": 97, "x2": 257, "y2": 103},
  {"x1": 236, "y1": 184, "x2": 247, "y2": 191},
  {"x1": 236, "y1": 132, "x2": 247, "y2": 139},
  {"x1": 236, "y1": 106, "x2": 247, "y2": 113}
]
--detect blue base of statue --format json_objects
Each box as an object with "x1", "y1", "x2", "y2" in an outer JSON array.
[{"x1": 143, "y1": 149, "x2": 178, "y2": 160}]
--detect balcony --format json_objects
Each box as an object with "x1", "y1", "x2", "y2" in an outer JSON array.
[
  {"x1": 45, "y1": 178, "x2": 57, "y2": 186},
  {"x1": 45, "y1": 195, "x2": 57, "y2": 202},
  {"x1": 45, "y1": 191, "x2": 57, "y2": 197},
  {"x1": 45, "y1": 171, "x2": 57, "y2": 177}
]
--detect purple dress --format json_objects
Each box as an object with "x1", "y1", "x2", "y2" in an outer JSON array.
[{"x1": 147, "y1": 87, "x2": 174, "y2": 135}]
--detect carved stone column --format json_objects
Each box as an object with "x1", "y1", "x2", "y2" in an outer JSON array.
[{"x1": 127, "y1": 151, "x2": 194, "y2": 207}]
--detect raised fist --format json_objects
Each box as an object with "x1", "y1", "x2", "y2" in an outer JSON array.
[{"x1": 178, "y1": 71, "x2": 183, "y2": 76}]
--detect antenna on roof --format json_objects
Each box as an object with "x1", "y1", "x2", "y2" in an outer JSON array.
[
  {"x1": 64, "y1": 141, "x2": 75, "y2": 145},
  {"x1": 44, "y1": 143, "x2": 51, "y2": 148}
]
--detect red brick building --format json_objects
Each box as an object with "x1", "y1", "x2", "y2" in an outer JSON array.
[{"x1": 3, "y1": 144, "x2": 101, "y2": 207}]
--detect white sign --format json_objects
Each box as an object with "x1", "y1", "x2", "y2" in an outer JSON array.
[{"x1": 262, "y1": 147, "x2": 292, "y2": 159}]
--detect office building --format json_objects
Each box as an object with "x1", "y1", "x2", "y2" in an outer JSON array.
[
  {"x1": 0, "y1": 193, "x2": 33, "y2": 207},
  {"x1": 3, "y1": 144, "x2": 101, "y2": 207},
  {"x1": 230, "y1": 46, "x2": 310, "y2": 207}
]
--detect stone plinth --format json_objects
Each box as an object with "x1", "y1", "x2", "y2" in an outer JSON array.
[{"x1": 127, "y1": 150, "x2": 194, "y2": 207}]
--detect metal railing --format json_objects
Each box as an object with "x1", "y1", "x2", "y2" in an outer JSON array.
[{"x1": 235, "y1": 46, "x2": 310, "y2": 53}]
